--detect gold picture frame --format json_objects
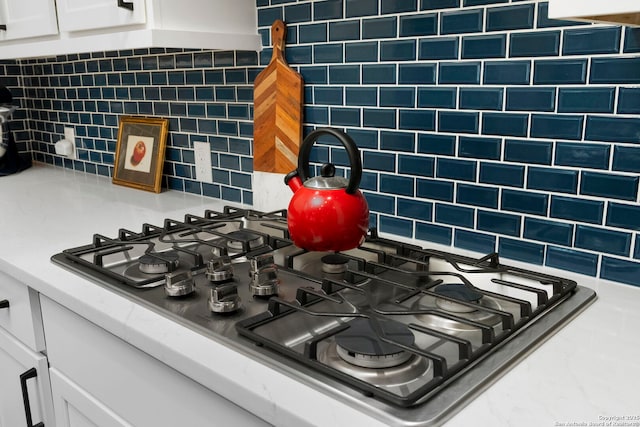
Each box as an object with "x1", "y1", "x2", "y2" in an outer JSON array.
[{"x1": 112, "y1": 116, "x2": 169, "y2": 193}]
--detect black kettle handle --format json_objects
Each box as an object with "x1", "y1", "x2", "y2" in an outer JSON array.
[{"x1": 297, "y1": 128, "x2": 362, "y2": 195}]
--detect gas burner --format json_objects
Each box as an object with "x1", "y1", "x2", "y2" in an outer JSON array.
[
  {"x1": 205, "y1": 256, "x2": 234, "y2": 283},
  {"x1": 225, "y1": 230, "x2": 264, "y2": 253},
  {"x1": 415, "y1": 288, "x2": 503, "y2": 333},
  {"x1": 164, "y1": 271, "x2": 195, "y2": 297},
  {"x1": 208, "y1": 284, "x2": 241, "y2": 314},
  {"x1": 321, "y1": 254, "x2": 350, "y2": 274},
  {"x1": 335, "y1": 318, "x2": 415, "y2": 369},
  {"x1": 139, "y1": 251, "x2": 180, "y2": 274},
  {"x1": 433, "y1": 283, "x2": 483, "y2": 313}
]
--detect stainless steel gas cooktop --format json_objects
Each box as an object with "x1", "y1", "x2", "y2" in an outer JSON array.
[{"x1": 51, "y1": 206, "x2": 596, "y2": 426}]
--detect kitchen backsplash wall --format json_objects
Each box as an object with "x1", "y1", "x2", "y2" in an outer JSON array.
[{"x1": 7, "y1": 0, "x2": 640, "y2": 287}]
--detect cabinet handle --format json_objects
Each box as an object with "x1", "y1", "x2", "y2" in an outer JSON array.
[
  {"x1": 0, "y1": 25, "x2": 6, "y2": 31},
  {"x1": 19, "y1": 368, "x2": 44, "y2": 427},
  {"x1": 117, "y1": 0, "x2": 134, "y2": 11},
  {"x1": 0, "y1": 299, "x2": 9, "y2": 308}
]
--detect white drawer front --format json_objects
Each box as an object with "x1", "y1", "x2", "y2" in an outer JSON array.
[{"x1": 0, "y1": 271, "x2": 45, "y2": 351}]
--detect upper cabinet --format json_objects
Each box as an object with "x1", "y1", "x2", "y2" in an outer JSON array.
[
  {"x1": 0, "y1": 0, "x2": 261, "y2": 59},
  {"x1": 0, "y1": 0, "x2": 58, "y2": 41},
  {"x1": 56, "y1": 0, "x2": 147, "y2": 32},
  {"x1": 548, "y1": 0, "x2": 640, "y2": 26}
]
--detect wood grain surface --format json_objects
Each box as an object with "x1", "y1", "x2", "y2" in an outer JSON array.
[{"x1": 253, "y1": 20, "x2": 304, "y2": 173}]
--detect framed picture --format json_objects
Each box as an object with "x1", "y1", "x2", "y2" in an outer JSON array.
[{"x1": 112, "y1": 116, "x2": 169, "y2": 193}]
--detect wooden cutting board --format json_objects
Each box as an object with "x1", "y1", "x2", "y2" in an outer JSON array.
[{"x1": 253, "y1": 20, "x2": 304, "y2": 174}]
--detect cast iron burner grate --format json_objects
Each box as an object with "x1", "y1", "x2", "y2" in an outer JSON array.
[{"x1": 236, "y1": 248, "x2": 579, "y2": 407}]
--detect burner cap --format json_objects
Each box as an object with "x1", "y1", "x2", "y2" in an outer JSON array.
[
  {"x1": 225, "y1": 230, "x2": 263, "y2": 252},
  {"x1": 321, "y1": 253, "x2": 349, "y2": 274},
  {"x1": 139, "y1": 251, "x2": 180, "y2": 274},
  {"x1": 433, "y1": 283, "x2": 483, "y2": 313},
  {"x1": 335, "y1": 319, "x2": 414, "y2": 368}
]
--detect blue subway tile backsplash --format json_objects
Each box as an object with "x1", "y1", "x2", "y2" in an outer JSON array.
[{"x1": 4, "y1": 1, "x2": 639, "y2": 287}]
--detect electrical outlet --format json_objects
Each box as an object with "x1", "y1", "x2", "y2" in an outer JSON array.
[
  {"x1": 194, "y1": 141, "x2": 213, "y2": 183},
  {"x1": 64, "y1": 126, "x2": 76, "y2": 159}
]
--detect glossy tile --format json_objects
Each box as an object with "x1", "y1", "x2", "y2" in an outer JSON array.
[
  {"x1": 590, "y1": 57, "x2": 640, "y2": 84},
  {"x1": 416, "y1": 222, "x2": 452, "y2": 245},
  {"x1": 362, "y1": 17, "x2": 397, "y2": 39},
  {"x1": 524, "y1": 218, "x2": 573, "y2": 246},
  {"x1": 612, "y1": 146, "x2": 640, "y2": 173},
  {"x1": 418, "y1": 88, "x2": 457, "y2": 108},
  {"x1": 501, "y1": 189, "x2": 548, "y2": 215},
  {"x1": 618, "y1": 88, "x2": 640, "y2": 114},
  {"x1": 483, "y1": 60, "x2": 531, "y2": 85},
  {"x1": 363, "y1": 151, "x2": 396, "y2": 172},
  {"x1": 345, "y1": 42, "x2": 378, "y2": 62},
  {"x1": 419, "y1": 37, "x2": 459, "y2": 60},
  {"x1": 550, "y1": 195, "x2": 603, "y2": 225},
  {"x1": 530, "y1": 114, "x2": 583, "y2": 140},
  {"x1": 345, "y1": 0, "x2": 378, "y2": 17},
  {"x1": 418, "y1": 134, "x2": 456, "y2": 155},
  {"x1": 454, "y1": 229, "x2": 496, "y2": 254},
  {"x1": 456, "y1": 183, "x2": 499, "y2": 208},
  {"x1": 441, "y1": 9, "x2": 483, "y2": 35},
  {"x1": 379, "y1": 215, "x2": 413, "y2": 238},
  {"x1": 506, "y1": 87, "x2": 555, "y2": 111},
  {"x1": 545, "y1": 246, "x2": 598, "y2": 277},
  {"x1": 498, "y1": 237, "x2": 544, "y2": 265},
  {"x1": 380, "y1": 40, "x2": 416, "y2": 61},
  {"x1": 504, "y1": 139, "x2": 552, "y2": 165},
  {"x1": 600, "y1": 257, "x2": 640, "y2": 287},
  {"x1": 380, "y1": 174, "x2": 415, "y2": 196},
  {"x1": 458, "y1": 136, "x2": 501, "y2": 160},
  {"x1": 399, "y1": 154, "x2": 435, "y2": 176},
  {"x1": 562, "y1": 27, "x2": 621, "y2": 55},
  {"x1": 527, "y1": 167, "x2": 578, "y2": 194},
  {"x1": 580, "y1": 171, "x2": 639, "y2": 201},
  {"x1": 606, "y1": 202, "x2": 640, "y2": 231},
  {"x1": 380, "y1": 131, "x2": 415, "y2": 152},
  {"x1": 439, "y1": 111, "x2": 479, "y2": 133},
  {"x1": 479, "y1": 162, "x2": 524, "y2": 187},
  {"x1": 482, "y1": 112, "x2": 528, "y2": 137},
  {"x1": 486, "y1": 4, "x2": 534, "y2": 32},
  {"x1": 398, "y1": 198, "x2": 433, "y2": 221},
  {"x1": 477, "y1": 210, "x2": 521, "y2": 236},
  {"x1": 459, "y1": 88, "x2": 503, "y2": 110},
  {"x1": 417, "y1": 178, "x2": 455, "y2": 201},
  {"x1": 558, "y1": 87, "x2": 615, "y2": 113},
  {"x1": 399, "y1": 110, "x2": 436, "y2": 131},
  {"x1": 400, "y1": 14, "x2": 438, "y2": 37},
  {"x1": 533, "y1": 59, "x2": 587, "y2": 84},
  {"x1": 461, "y1": 34, "x2": 506, "y2": 59},
  {"x1": 575, "y1": 225, "x2": 631, "y2": 257},
  {"x1": 435, "y1": 203, "x2": 475, "y2": 228},
  {"x1": 439, "y1": 62, "x2": 481, "y2": 84},
  {"x1": 510, "y1": 31, "x2": 560, "y2": 57},
  {"x1": 555, "y1": 142, "x2": 610, "y2": 170},
  {"x1": 585, "y1": 115, "x2": 640, "y2": 143},
  {"x1": 399, "y1": 63, "x2": 437, "y2": 84}
]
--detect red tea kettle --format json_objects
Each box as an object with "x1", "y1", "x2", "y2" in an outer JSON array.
[{"x1": 284, "y1": 127, "x2": 369, "y2": 252}]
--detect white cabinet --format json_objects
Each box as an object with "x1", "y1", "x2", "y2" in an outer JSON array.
[
  {"x1": 0, "y1": 326, "x2": 54, "y2": 427},
  {"x1": 50, "y1": 368, "x2": 132, "y2": 427},
  {"x1": 0, "y1": 0, "x2": 261, "y2": 59},
  {"x1": 41, "y1": 296, "x2": 269, "y2": 427},
  {"x1": 56, "y1": 0, "x2": 146, "y2": 32},
  {"x1": 548, "y1": 0, "x2": 640, "y2": 26},
  {"x1": 0, "y1": 0, "x2": 58, "y2": 41}
]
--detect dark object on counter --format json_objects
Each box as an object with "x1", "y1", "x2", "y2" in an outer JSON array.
[
  {"x1": 285, "y1": 127, "x2": 369, "y2": 252},
  {"x1": 0, "y1": 86, "x2": 31, "y2": 176}
]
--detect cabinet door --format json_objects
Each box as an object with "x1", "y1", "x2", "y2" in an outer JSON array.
[
  {"x1": 56, "y1": 0, "x2": 146, "y2": 33},
  {"x1": 50, "y1": 368, "x2": 132, "y2": 427},
  {"x1": 0, "y1": 327, "x2": 53, "y2": 427},
  {"x1": 0, "y1": 0, "x2": 58, "y2": 41}
]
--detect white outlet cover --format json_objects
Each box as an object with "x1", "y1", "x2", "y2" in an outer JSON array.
[
  {"x1": 63, "y1": 126, "x2": 76, "y2": 159},
  {"x1": 194, "y1": 141, "x2": 213, "y2": 183}
]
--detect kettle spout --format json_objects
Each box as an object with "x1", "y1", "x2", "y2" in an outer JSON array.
[{"x1": 284, "y1": 170, "x2": 303, "y2": 193}]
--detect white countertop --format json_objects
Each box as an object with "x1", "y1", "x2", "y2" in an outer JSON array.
[{"x1": 1, "y1": 164, "x2": 639, "y2": 427}]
